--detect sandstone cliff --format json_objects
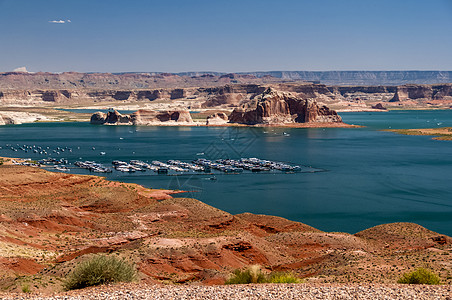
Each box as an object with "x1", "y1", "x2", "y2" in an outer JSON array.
[
  {"x1": 238, "y1": 71, "x2": 452, "y2": 85},
  {"x1": 131, "y1": 109, "x2": 193, "y2": 125},
  {"x1": 390, "y1": 84, "x2": 452, "y2": 102},
  {"x1": 0, "y1": 72, "x2": 283, "y2": 90},
  {"x1": 200, "y1": 83, "x2": 335, "y2": 108},
  {"x1": 2, "y1": 76, "x2": 452, "y2": 111},
  {"x1": 90, "y1": 109, "x2": 194, "y2": 125},
  {"x1": 228, "y1": 88, "x2": 342, "y2": 125},
  {"x1": 166, "y1": 71, "x2": 452, "y2": 85}
]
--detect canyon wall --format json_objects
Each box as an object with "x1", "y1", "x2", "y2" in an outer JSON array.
[
  {"x1": 1, "y1": 71, "x2": 452, "y2": 109},
  {"x1": 0, "y1": 72, "x2": 283, "y2": 90},
  {"x1": 390, "y1": 84, "x2": 452, "y2": 102},
  {"x1": 177, "y1": 71, "x2": 452, "y2": 85}
]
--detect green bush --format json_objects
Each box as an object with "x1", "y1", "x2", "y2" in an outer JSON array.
[
  {"x1": 64, "y1": 255, "x2": 137, "y2": 290},
  {"x1": 225, "y1": 265, "x2": 267, "y2": 284},
  {"x1": 226, "y1": 265, "x2": 300, "y2": 284},
  {"x1": 397, "y1": 268, "x2": 441, "y2": 285},
  {"x1": 267, "y1": 272, "x2": 301, "y2": 283},
  {"x1": 21, "y1": 284, "x2": 31, "y2": 293}
]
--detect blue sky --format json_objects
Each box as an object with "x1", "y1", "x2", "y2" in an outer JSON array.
[{"x1": 1, "y1": 0, "x2": 452, "y2": 73}]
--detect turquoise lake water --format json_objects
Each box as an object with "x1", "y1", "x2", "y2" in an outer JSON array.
[{"x1": 1, "y1": 110, "x2": 451, "y2": 235}]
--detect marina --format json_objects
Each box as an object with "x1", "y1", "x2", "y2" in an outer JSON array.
[{"x1": 0, "y1": 142, "x2": 316, "y2": 175}]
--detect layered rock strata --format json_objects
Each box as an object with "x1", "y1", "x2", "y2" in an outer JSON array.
[
  {"x1": 228, "y1": 88, "x2": 342, "y2": 125},
  {"x1": 90, "y1": 109, "x2": 194, "y2": 125},
  {"x1": 390, "y1": 84, "x2": 452, "y2": 102}
]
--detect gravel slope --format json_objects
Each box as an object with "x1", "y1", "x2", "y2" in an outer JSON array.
[{"x1": 3, "y1": 283, "x2": 452, "y2": 300}]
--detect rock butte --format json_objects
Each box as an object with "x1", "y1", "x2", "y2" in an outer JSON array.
[{"x1": 228, "y1": 88, "x2": 342, "y2": 125}]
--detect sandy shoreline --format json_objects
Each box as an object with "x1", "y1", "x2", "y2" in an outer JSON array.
[{"x1": 385, "y1": 127, "x2": 452, "y2": 140}]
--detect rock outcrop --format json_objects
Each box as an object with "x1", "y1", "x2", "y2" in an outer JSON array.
[
  {"x1": 432, "y1": 84, "x2": 452, "y2": 100},
  {"x1": 206, "y1": 112, "x2": 229, "y2": 125},
  {"x1": 90, "y1": 109, "x2": 194, "y2": 125},
  {"x1": 0, "y1": 90, "x2": 73, "y2": 104},
  {"x1": 390, "y1": 85, "x2": 433, "y2": 102},
  {"x1": 90, "y1": 112, "x2": 108, "y2": 124},
  {"x1": 0, "y1": 114, "x2": 11, "y2": 125},
  {"x1": 200, "y1": 83, "x2": 333, "y2": 108},
  {"x1": 0, "y1": 112, "x2": 50, "y2": 125},
  {"x1": 130, "y1": 109, "x2": 194, "y2": 125},
  {"x1": 201, "y1": 84, "x2": 265, "y2": 108},
  {"x1": 92, "y1": 110, "x2": 131, "y2": 125},
  {"x1": 371, "y1": 103, "x2": 387, "y2": 110},
  {"x1": 170, "y1": 88, "x2": 186, "y2": 99},
  {"x1": 228, "y1": 88, "x2": 342, "y2": 125}
]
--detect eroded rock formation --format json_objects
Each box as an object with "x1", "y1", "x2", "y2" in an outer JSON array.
[
  {"x1": 90, "y1": 109, "x2": 194, "y2": 125},
  {"x1": 228, "y1": 88, "x2": 342, "y2": 125},
  {"x1": 200, "y1": 83, "x2": 334, "y2": 108},
  {"x1": 90, "y1": 110, "x2": 131, "y2": 125},
  {"x1": 131, "y1": 109, "x2": 194, "y2": 125},
  {"x1": 372, "y1": 103, "x2": 387, "y2": 110}
]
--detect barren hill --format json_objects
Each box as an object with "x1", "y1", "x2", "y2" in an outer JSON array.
[{"x1": 0, "y1": 162, "x2": 450, "y2": 294}]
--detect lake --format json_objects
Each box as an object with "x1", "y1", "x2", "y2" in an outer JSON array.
[{"x1": 1, "y1": 110, "x2": 451, "y2": 236}]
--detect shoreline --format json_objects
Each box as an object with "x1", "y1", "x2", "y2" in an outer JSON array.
[
  {"x1": 0, "y1": 161, "x2": 451, "y2": 293},
  {"x1": 385, "y1": 127, "x2": 452, "y2": 140},
  {"x1": 96, "y1": 121, "x2": 361, "y2": 128},
  {"x1": 0, "y1": 159, "x2": 450, "y2": 237},
  {"x1": 1, "y1": 105, "x2": 451, "y2": 127}
]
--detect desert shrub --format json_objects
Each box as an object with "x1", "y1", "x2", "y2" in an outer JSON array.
[
  {"x1": 64, "y1": 255, "x2": 136, "y2": 290},
  {"x1": 397, "y1": 268, "x2": 441, "y2": 285},
  {"x1": 21, "y1": 284, "x2": 31, "y2": 293},
  {"x1": 226, "y1": 265, "x2": 301, "y2": 284},
  {"x1": 225, "y1": 265, "x2": 267, "y2": 284},
  {"x1": 267, "y1": 272, "x2": 301, "y2": 283}
]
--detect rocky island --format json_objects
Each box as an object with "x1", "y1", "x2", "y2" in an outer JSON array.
[
  {"x1": 90, "y1": 109, "x2": 194, "y2": 126},
  {"x1": 228, "y1": 87, "x2": 342, "y2": 125}
]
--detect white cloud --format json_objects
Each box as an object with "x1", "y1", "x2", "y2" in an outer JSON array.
[
  {"x1": 49, "y1": 20, "x2": 66, "y2": 24},
  {"x1": 67, "y1": 19, "x2": 71, "y2": 23}
]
